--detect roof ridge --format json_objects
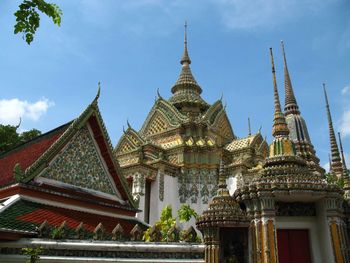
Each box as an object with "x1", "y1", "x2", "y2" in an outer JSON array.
[{"x1": 0, "y1": 121, "x2": 72, "y2": 159}]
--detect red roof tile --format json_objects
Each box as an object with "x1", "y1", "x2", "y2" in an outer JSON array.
[
  {"x1": 0, "y1": 124, "x2": 69, "y2": 187},
  {"x1": 16, "y1": 201, "x2": 138, "y2": 234}
]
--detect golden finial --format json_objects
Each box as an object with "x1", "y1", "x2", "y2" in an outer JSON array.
[
  {"x1": 248, "y1": 117, "x2": 251, "y2": 136},
  {"x1": 94, "y1": 81, "x2": 101, "y2": 101},
  {"x1": 181, "y1": 21, "x2": 191, "y2": 65},
  {"x1": 270, "y1": 47, "x2": 289, "y2": 138}
]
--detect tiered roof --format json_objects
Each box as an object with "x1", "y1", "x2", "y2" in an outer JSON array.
[
  {"x1": 0, "y1": 198, "x2": 140, "y2": 238},
  {"x1": 0, "y1": 88, "x2": 145, "y2": 240}
]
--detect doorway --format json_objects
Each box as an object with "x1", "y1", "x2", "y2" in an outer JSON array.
[
  {"x1": 220, "y1": 228, "x2": 248, "y2": 263},
  {"x1": 277, "y1": 229, "x2": 311, "y2": 263}
]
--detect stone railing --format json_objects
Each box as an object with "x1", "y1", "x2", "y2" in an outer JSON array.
[{"x1": 0, "y1": 239, "x2": 205, "y2": 263}]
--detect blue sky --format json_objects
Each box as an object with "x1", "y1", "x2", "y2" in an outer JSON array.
[{"x1": 0, "y1": 0, "x2": 350, "y2": 169}]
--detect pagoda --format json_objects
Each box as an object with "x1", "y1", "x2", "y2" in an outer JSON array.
[{"x1": 114, "y1": 24, "x2": 268, "y2": 224}]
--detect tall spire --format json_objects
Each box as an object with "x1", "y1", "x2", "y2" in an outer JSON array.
[
  {"x1": 181, "y1": 21, "x2": 191, "y2": 65},
  {"x1": 270, "y1": 48, "x2": 289, "y2": 138},
  {"x1": 323, "y1": 83, "x2": 343, "y2": 177},
  {"x1": 338, "y1": 132, "x2": 348, "y2": 175},
  {"x1": 248, "y1": 117, "x2": 251, "y2": 136},
  {"x1": 281, "y1": 41, "x2": 300, "y2": 115},
  {"x1": 169, "y1": 23, "x2": 208, "y2": 112}
]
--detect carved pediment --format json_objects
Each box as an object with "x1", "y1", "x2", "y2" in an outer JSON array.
[
  {"x1": 115, "y1": 128, "x2": 145, "y2": 155},
  {"x1": 140, "y1": 99, "x2": 187, "y2": 138},
  {"x1": 39, "y1": 125, "x2": 120, "y2": 197},
  {"x1": 212, "y1": 110, "x2": 235, "y2": 142},
  {"x1": 202, "y1": 100, "x2": 223, "y2": 124},
  {"x1": 141, "y1": 110, "x2": 175, "y2": 137}
]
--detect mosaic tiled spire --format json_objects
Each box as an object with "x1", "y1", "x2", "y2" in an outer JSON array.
[
  {"x1": 181, "y1": 21, "x2": 191, "y2": 65},
  {"x1": 338, "y1": 132, "x2": 348, "y2": 175},
  {"x1": 281, "y1": 41, "x2": 299, "y2": 115},
  {"x1": 281, "y1": 41, "x2": 321, "y2": 174},
  {"x1": 323, "y1": 84, "x2": 343, "y2": 177},
  {"x1": 169, "y1": 22, "x2": 208, "y2": 112},
  {"x1": 270, "y1": 48, "x2": 289, "y2": 138},
  {"x1": 217, "y1": 159, "x2": 228, "y2": 195}
]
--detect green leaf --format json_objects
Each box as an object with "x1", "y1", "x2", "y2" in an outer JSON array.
[{"x1": 14, "y1": 0, "x2": 62, "y2": 44}]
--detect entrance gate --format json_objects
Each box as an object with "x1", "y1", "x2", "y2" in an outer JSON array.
[{"x1": 277, "y1": 229, "x2": 311, "y2": 263}]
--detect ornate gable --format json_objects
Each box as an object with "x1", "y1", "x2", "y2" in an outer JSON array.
[
  {"x1": 140, "y1": 99, "x2": 187, "y2": 138},
  {"x1": 211, "y1": 110, "x2": 235, "y2": 142},
  {"x1": 39, "y1": 125, "x2": 118, "y2": 196},
  {"x1": 115, "y1": 128, "x2": 145, "y2": 155},
  {"x1": 202, "y1": 100, "x2": 223, "y2": 125}
]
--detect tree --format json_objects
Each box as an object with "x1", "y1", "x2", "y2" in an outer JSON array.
[
  {"x1": 14, "y1": 0, "x2": 62, "y2": 44},
  {"x1": 0, "y1": 124, "x2": 41, "y2": 154},
  {"x1": 177, "y1": 204, "x2": 198, "y2": 222},
  {"x1": 143, "y1": 204, "x2": 198, "y2": 242}
]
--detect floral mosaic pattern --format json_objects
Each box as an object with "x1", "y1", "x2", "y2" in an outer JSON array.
[
  {"x1": 41, "y1": 126, "x2": 116, "y2": 195},
  {"x1": 178, "y1": 169, "x2": 217, "y2": 204}
]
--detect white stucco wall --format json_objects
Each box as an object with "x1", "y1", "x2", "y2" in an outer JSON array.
[{"x1": 147, "y1": 170, "x2": 208, "y2": 234}]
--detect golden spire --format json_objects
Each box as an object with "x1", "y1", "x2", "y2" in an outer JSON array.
[
  {"x1": 216, "y1": 159, "x2": 229, "y2": 197},
  {"x1": 323, "y1": 83, "x2": 343, "y2": 177},
  {"x1": 248, "y1": 117, "x2": 251, "y2": 136},
  {"x1": 338, "y1": 132, "x2": 348, "y2": 174},
  {"x1": 170, "y1": 22, "x2": 208, "y2": 111},
  {"x1": 180, "y1": 21, "x2": 191, "y2": 65},
  {"x1": 270, "y1": 47, "x2": 289, "y2": 138},
  {"x1": 281, "y1": 41, "x2": 299, "y2": 115}
]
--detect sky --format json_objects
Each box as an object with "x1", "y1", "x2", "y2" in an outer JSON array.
[{"x1": 0, "y1": 0, "x2": 350, "y2": 170}]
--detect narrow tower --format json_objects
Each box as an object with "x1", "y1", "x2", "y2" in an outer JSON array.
[
  {"x1": 323, "y1": 84, "x2": 343, "y2": 177},
  {"x1": 268, "y1": 48, "x2": 296, "y2": 158},
  {"x1": 338, "y1": 132, "x2": 348, "y2": 176},
  {"x1": 281, "y1": 41, "x2": 322, "y2": 174},
  {"x1": 169, "y1": 22, "x2": 208, "y2": 115}
]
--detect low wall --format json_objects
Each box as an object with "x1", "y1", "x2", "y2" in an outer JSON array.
[{"x1": 0, "y1": 239, "x2": 205, "y2": 263}]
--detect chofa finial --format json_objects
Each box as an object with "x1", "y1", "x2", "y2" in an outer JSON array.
[
  {"x1": 94, "y1": 82, "x2": 101, "y2": 101},
  {"x1": 127, "y1": 119, "x2": 132, "y2": 129},
  {"x1": 157, "y1": 88, "x2": 163, "y2": 99}
]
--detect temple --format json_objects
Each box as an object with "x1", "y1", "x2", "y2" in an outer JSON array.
[
  {"x1": 1, "y1": 25, "x2": 350, "y2": 263},
  {"x1": 114, "y1": 23, "x2": 268, "y2": 225},
  {"x1": 0, "y1": 89, "x2": 146, "y2": 241}
]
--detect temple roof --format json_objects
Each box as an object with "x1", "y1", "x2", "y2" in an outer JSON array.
[
  {"x1": 225, "y1": 134, "x2": 259, "y2": 152},
  {"x1": 0, "y1": 88, "x2": 135, "y2": 207},
  {"x1": 0, "y1": 197, "x2": 144, "y2": 238},
  {"x1": 0, "y1": 123, "x2": 70, "y2": 187}
]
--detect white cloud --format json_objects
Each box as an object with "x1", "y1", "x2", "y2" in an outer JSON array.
[
  {"x1": 323, "y1": 162, "x2": 330, "y2": 172},
  {"x1": 340, "y1": 110, "x2": 350, "y2": 138},
  {"x1": 214, "y1": 0, "x2": 337, "y2": 30},
  {"x1": 0, "y1": 98, "x2": 54, "y2": 125},
  {"x1": 341, "y1": 85, "x2": 350, "y2": 95}
]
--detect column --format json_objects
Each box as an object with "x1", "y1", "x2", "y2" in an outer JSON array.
[
  {"x1": 203, "y1": 227, "x2": 219, "y2": 263},
  {"x1": 325, "y1": 197, "x2": 349, "y2": 263},
  {"x1": 260, "y1": 197, "x2": 278, "y2": 263}
]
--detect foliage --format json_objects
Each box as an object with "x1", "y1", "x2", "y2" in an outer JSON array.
[
  {"x1": 0, "y1": 124, "x2": 41, "y2": 154},
  {"x1": 143, "y1": 204, "x2": 198, "y2": 242},
  {"x1": 178, "y1": 204, "x2": 198, "y2": 223},
  {"x1": 325, "y1": 173, "x2": 336, "y2": 184},
  {"x1": 14, "y1": 0, "x2": 62, "y2": 44},
  {"x1": 143, "y1": 205, "x2": 176, "y2": 242},
  {"x1": 51, "y1": 227, "x2": 64, "y2": 239},
  {"x1": 325, "y1": 172, "x2": 345, "y2": 188},
  {"x1": 22, "y1": 246, "x2": 43, "y2": 263}
]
